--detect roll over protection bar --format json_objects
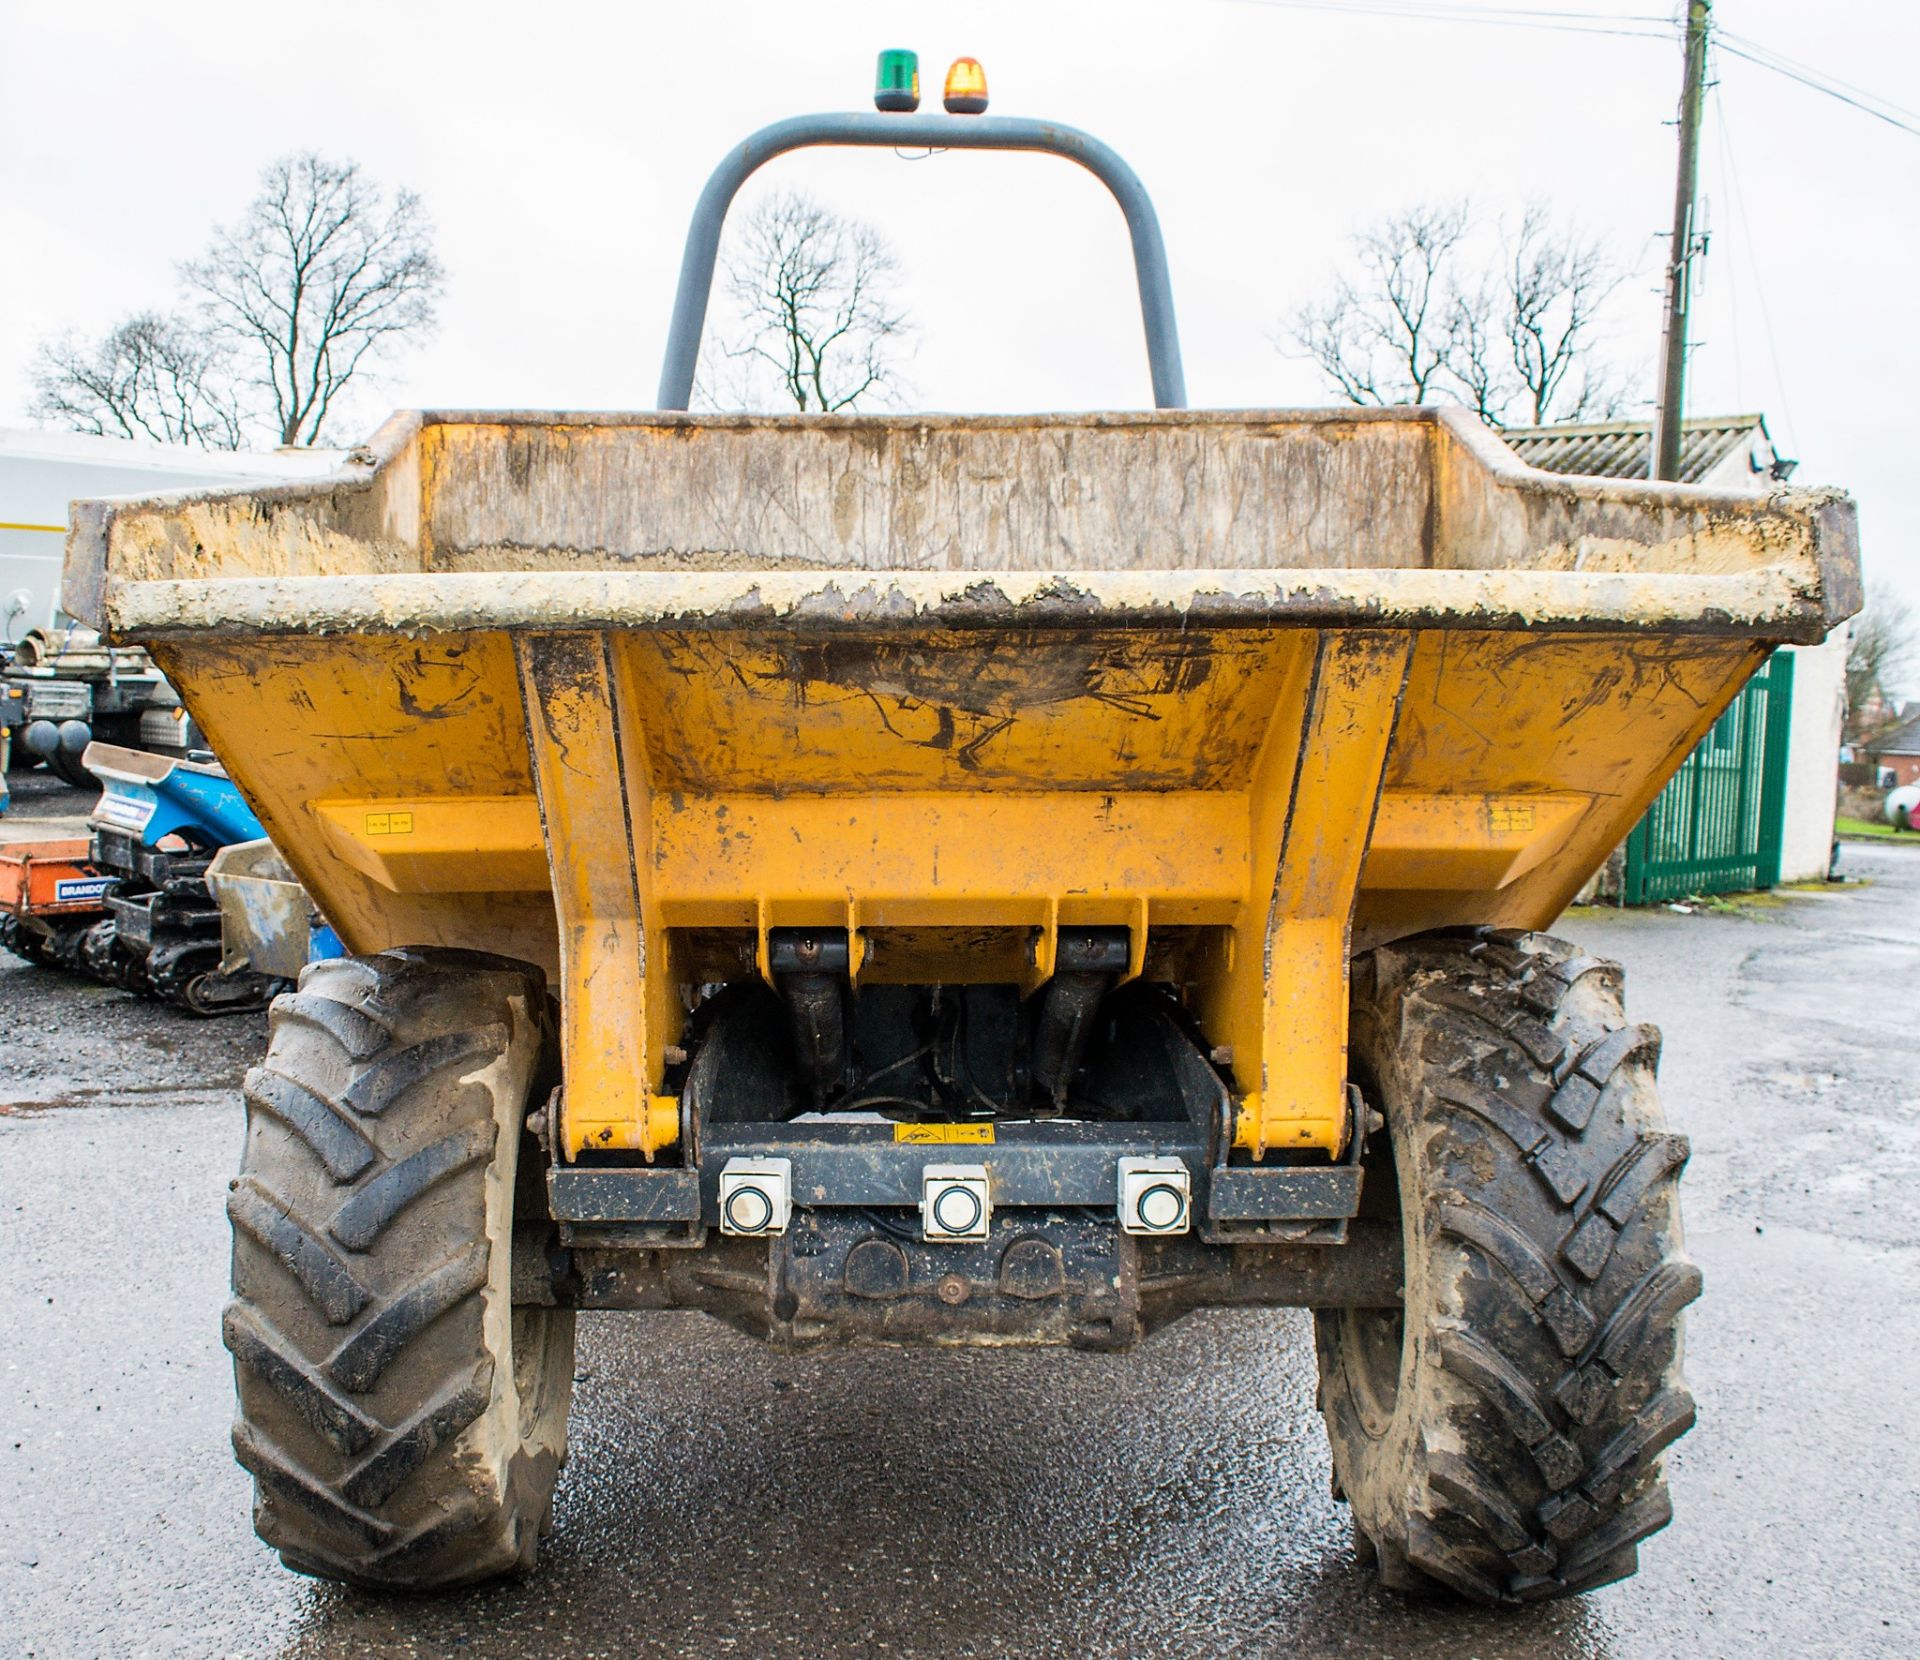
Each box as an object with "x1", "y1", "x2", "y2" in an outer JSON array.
[{"x1": 656, "y1": 112, "x2": 1187, "y2": 412}]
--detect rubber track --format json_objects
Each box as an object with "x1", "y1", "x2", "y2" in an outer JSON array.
[{"x1": 1, "y1": 884, "x2": 280, "y2": 1014}]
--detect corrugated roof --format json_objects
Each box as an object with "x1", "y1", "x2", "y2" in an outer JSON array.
[
  {"x1": 1870, "y1": 713, "x2": 1920, "y2": 757},
  {"x1": 1499, "y1": 414, "x2": 1771, "y2": 484}
]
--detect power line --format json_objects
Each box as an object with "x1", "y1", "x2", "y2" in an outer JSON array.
[
  {"x1": 1212, "y1": 0, "x2": 1920, "y2": 138},
  {"x1": 1713, "y1": 28, "x2": 1920, "y2": 139},
  {"x1": 1709, "y1": 81, "x2": 1802, "y2": 458},
  {"x1": 1709, "y1": 75, "x2": 1746, "y2": 413},
  {"x1": 1211, "y1": 0, "x2": 1675, "y2": 41},
  {"x1": 1718, "y1": 29, "x2": 1920, "y2": 120}
]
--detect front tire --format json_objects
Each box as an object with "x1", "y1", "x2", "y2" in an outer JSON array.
[
  {"x1": 224, "y1": 947, "x2": 574, "y2": 1590},
  {"x1": 1317, "y1": 927, "x2": 1698, "y2": 1603}
]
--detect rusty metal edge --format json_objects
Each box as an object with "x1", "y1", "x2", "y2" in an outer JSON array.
[{"x1": 103, "y1": 564, "x2": 1832, "y2": 643}]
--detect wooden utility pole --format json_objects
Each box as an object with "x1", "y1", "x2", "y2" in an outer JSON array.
[{"x1": 1652, "y1": 0, "x2": 1712, "y2": 481}]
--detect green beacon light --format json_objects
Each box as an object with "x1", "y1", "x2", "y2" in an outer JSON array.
[{"x1": 874, "y1": 48, "x2": 920, "y2": 112}]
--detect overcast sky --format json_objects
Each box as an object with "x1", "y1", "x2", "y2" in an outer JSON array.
[{"x1": 3, "y1": 1, "x2": 1915, "y2": 633}]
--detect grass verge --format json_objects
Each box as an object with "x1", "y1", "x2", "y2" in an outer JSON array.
[{"x1": 1836, "y1": 815, "x2": 1902, "y2": 840}]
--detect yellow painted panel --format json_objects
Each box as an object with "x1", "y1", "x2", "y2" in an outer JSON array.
[
  {"x1": 299, "y1": 783, "x2": 1590, "y2": 908},
  {"x1": 618, "y1": 628, "x2": 1300, "y2": 794},
  {"x1": 310, "y1": 796, "x2": 548, "y2": 892},
  {"x1": 1356, "y1": 630, "x2": 1765, "y2": 944},
  {"x1": 518, "y1": 633, "x2": 677, "y2": 1158},
  {"x1": 1363, "y1": 792, "x2": 1586, "y2": 890},
  {"x1": 1235, "y1": 633, "x2": 1411, "y2": 1155},
  {"x1": 650, "y1": 793, "x2": 1246, "y2": 925},
  {"x1": 1384, "y1": 631, "x2": 1758, "y2": 800},
  {"x1": 153, "y1": 621, "x2": 1769, "y2": 1161},
  {"x1": 149, "y1": 634, "x2": 556, "y2": 968}
]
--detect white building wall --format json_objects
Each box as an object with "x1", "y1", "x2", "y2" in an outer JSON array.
[
  {"x1": 1, "y1": 428, "x2": 343, "y2": 641},
  {"x1": 1777, "y1": 624, "x2": 1848, "y2": 882},
  {"x1": 1699, "y1": 426, "x2": 1786, "y2": 488}
]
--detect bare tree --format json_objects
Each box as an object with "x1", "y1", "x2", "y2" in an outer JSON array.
[
  {"x1": 31, "y1": 153, "x2": 441, "y2": 452},
  {"x1": 1285, "y1": 201, "x2": 1637, "y2": 427},
  {"x1": 1847, "y1": 594, "x2": 1919, "y2": 729},
  {"x1": 701, "y1": 191, "x2": 910, "y2": 413},
  {"x1": 1288, "y1": 203, "x2": 1470, "y2": 406},
  {"x1": 1443, "y1": 275, "x2": 1504, "y2": 425},
  {"x1": 182, "y1": 152, "x2": 444, "y2": 445},
  {"x1": 1502, "y1": 205, "x2": 1627, "y2": 424},
  {"x1": 30, "y1": 312, "x2": 246, "y2": 448}
]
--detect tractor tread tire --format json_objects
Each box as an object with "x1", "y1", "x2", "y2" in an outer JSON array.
[
  {"x1": 224, "y1": 947, "x2": 574, "y2": 1591},
  {"x1": 1319, "y1": 927, "x2": 1697, "y2": 1605}
]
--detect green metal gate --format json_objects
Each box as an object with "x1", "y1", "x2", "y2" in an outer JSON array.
[{"x1": 1622, "y1": 650, "x2": 1795, "y2": 903}]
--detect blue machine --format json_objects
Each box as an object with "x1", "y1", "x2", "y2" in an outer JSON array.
[
  {"x1": 89, "y1": 745, "x2": 268, "y2": 847},
  {"x1": 28, "y1": 743, "x2": 343, "y2": 1012}
]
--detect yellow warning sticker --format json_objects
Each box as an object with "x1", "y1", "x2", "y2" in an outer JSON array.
[
  {"x1": 1487, "y1": 802, "x2": 1535, "y2": 835},
  {"x1": 364, "y1": 810, "x2": 415, "y2": 836},
  {"x1": 893, "y1": 1123, "x2": 996, "y2": 1145}
]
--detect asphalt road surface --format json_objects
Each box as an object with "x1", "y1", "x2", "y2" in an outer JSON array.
[{"x1": 3, "y1": 783, "x2": 1916, "y2": 1658}]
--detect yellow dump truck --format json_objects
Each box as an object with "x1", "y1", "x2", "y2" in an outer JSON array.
[{"x1": 64, "y1": 102, "x2": 1859, "y2": 1605}]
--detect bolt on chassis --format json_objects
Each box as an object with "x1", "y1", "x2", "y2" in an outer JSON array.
[{"x1": 61, "y1": 104, "x2": 1859, "y2": 1599}]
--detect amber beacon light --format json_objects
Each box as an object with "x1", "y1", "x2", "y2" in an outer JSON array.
[{"x1": 943, "y1": 56, "x2": 989, "y2": 114}]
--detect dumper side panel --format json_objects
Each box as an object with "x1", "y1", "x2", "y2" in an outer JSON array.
[
  {"x1": 146, "y1": 636, "x2": 561, "y2": 974},
  {"x1": 79, "y1": 413, "x2": 1852, "y2": 625},
  {"x1": 622, "y1": 627, "x2": 1295, "y2": 792},
  {"x1": 413, "y1": 418, "x2": 1439, "y2": 575},
  {"x1": 1352, "y1": 630, "x2": 1768, "y2": 948}
]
